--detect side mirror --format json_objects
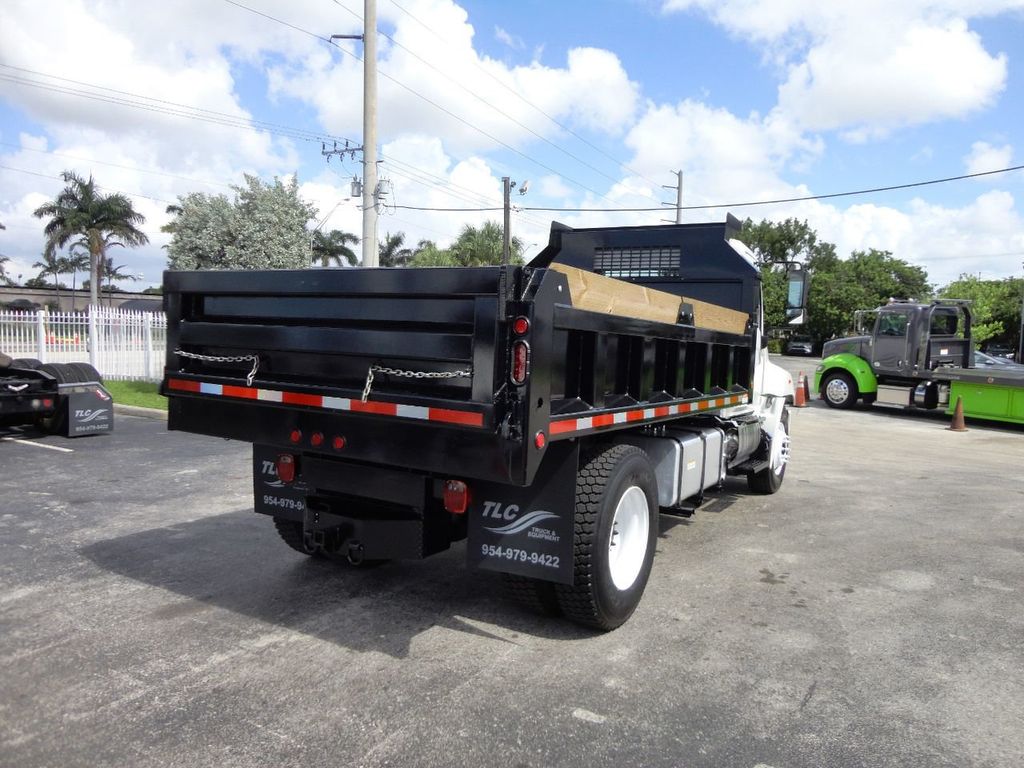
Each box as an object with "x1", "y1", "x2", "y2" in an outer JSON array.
[{"x1": 785, "y1": 263, "x2": 809, "y2": 325}]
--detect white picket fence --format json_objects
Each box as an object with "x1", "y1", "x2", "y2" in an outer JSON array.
[{"x1": 0, "y1": 306, "x2": 167, "y2": 381}]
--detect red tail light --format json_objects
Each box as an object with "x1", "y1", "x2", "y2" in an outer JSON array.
[
  {"x1": 443, "y1": 480, "x2": 470, "y2": 515},
  {"x1": 512, "y1": 316, "x2": 530, "y2": 335},
  {"x1": 511, "y1": 341, "x2": 530, "y2": 385},
  {"x1": 276, "y1": 454, "x2": 296, "y2": 484}
]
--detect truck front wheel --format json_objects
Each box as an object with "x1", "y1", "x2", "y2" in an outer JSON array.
[
  {"x1": 748, "y1": 409, "x2": 790, "y2": 494},
  {"x1": 821, "y1": 371, "x2": 858, "y2": 409},
  {"x1": 555, "y1": 444, "x2": 658, "y2": 631}
]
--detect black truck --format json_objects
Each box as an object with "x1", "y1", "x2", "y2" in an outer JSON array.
[
  {"x1": 161, "y1": 216, "x2": 807, "y2": 629},
  {"x1": 0, "y1": 355, "x2": 113, "y2": 436}
]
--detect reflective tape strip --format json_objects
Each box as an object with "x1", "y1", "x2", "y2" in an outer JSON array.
[
  {"x1": 166, "y1": 378, "x2": 484, "y2": 428},
  {"x1": 549, "y1": 393, "x2": 750, "y2": 437}
]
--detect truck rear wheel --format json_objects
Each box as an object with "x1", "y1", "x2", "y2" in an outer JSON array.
[
  {"x1": 821, "y1": 371, "x2": 858, "y2": 409},
  {"x1": 748, "y1": 409, "x2": 790, "y2": 494},
  {"x1": 555, "y1": 444, "x2": 658, "y2": 631},
  {"x1": 273, "y1": 518, "x2": 324, "y2": 558},
  {"x1": 501, "y1": 574, "x2": 561, "y2": 617}
]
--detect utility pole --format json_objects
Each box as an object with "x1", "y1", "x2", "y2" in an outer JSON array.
[
  {"x1": 502, "y1": 177, "x2": 512, "y2": 264},
  {"x1": 361, "y1": 0, "x2": 378, "y2": 267},
  {"x1": 661, "y1": 170, "x2": 683, "y2": 224}
]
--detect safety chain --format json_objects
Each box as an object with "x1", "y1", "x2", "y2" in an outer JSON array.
[
  {"x1": 362, "y1": 365, "x2": 472, "y2": 402},
  {"x1": 175, "y1": 349, "x2": 260, "y2": 387}
]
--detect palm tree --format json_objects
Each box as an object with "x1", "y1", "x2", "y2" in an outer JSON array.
[
  {"x1": 379, "y1": 231, "x2": 413, "y2": 267},
  {"x1": 311, "y1": 229, "x2": 359, "y2": 267},
  {"x1": 32, "y1": 251, "x2": 69, "y2": 307},
  {"x1": 449, "y1": 221, "x2": 523, "y2": 266},
  {"x1": 66, "y1": 243, "x2": 90, "y2": 311},
  {"x1": 99, "y1": 254, "x2": 138, "y2": 305},
  {"x1": 0, "y1": 253, "x2": 12, "y2": 286},
  {"x1": 33, "y1": 171, "x2": 148, "y2": 308}
]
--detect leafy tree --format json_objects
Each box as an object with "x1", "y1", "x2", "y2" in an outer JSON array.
[
  {"x1": 379, "y1": 231, "x2": 414, "y2": 267},
  {"x1": 738, "y1": 218, "x2": 931, "y2": 342},
  {"x1": 100, "y1": 256, "x2": 140, "y2": 305},
  {"x1": 739, "y1": 218, "x2": 837, "y2": 330},
  {"x1": 311, "y1": 229, "x2": 359, "y2": 267},
  {"x1": 448, "y1": 221, "x2": 523, "y2": 266},
  {"x1": 410, "y1": 239, "x2": 457, "y2": 267},
  {"x1": 33, "y1": 171, "x2": 148, "y2": 307},
  {"x1": 938, "y1": 275, "x2": 1024, "y2": 346},
  {"x1": 164, "y1": 174, "x2": 317, "y2": 270}
]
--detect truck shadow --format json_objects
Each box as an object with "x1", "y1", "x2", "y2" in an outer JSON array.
[{"x1": 80, "y1": 509, "x2": 600, "y2": 658}]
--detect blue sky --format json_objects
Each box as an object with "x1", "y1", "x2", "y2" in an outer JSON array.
[{"x1": 1, "y1": 0, "x2": 1023, "y2": 289}]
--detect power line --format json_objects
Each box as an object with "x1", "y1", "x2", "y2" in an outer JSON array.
[
  {"x1": 386, "y1": 0, "x2": 663, "y2": 192},
  {"x1": 221, "y1": 0, "x2": 626, "y2": 208},
  {"x1": 389, "y1": 164, "x2": 1024, "y2": 213},
  {"x1": 329, "y1": 0, "x2": 663, "y2": 205},
  {"x1": 0, "y1": 163, "x2": 177, "y2": 206},
  {"x1": 0, "y1": 140, "x2": 235, "y2": 190}
]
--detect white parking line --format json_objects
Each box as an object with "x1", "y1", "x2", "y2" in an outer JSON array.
[{"x1": 0, "y1": 437, "x2": 74, "y2": 453}]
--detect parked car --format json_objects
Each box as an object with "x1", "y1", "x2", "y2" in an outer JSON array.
[
  {"x1": 974, "y1": 350, "x2": 1024, "y2": 370},
  {"x1": 983, "y1": 343, "x2": 1016, "y2": 360},
  {"x1": 784, "y1": 335, "x2": 814, "y2": 356}
]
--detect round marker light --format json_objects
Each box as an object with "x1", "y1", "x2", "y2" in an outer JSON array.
[
  {"x1": 534, "y1": 431, "x2": 546, "y2": 450},
  {"x1": 289, "y1": 429, "x2": 302, "y2": 444},
  {"x1": 512, "y1": 316, "x2": 530, "y2": 335},
  {"x1": 332, "y1": 436, "x2": 346, "y2": 451},
  {"x1": 310, "y1": 432, "x2": 324, "y2": 447}
]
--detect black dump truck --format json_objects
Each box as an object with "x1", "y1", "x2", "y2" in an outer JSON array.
[
  {"x1": 161, "y1": 216, "x2": 807, "y2": 629},
  {"x1": 0, "y1": 354, "x2": 114, "y2": 436}
]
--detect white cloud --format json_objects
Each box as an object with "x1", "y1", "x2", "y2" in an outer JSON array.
[
  {"x1": 965, "y1": 141, "x2": 1014, "y2": 176},
  {"x1": 495, "y1": 26, "x2": 525, "y2": 50},
  {"x1": 662, "y1": 1, "x2": 1012, "y2": 135}
]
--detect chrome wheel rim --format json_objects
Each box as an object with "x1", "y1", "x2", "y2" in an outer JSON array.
[
  {"x1": 825, "y1": 377, "x2": 849, "y2": 404},
  {"x1": 771, "y1": 421, "x2": 790, "y2": 476},
  {"x1": 608, "y1": 486, "x2": 649, "y2": 591}
]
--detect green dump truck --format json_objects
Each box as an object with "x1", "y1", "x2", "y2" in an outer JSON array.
[{"x1": 814, "y1": 299, "x2": 1024, "y2": 426}]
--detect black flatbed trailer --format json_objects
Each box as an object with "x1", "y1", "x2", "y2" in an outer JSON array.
[
  {"x1": 162, "y1": 218, "x2": 806, "y2": 629},
  {"x1": 0, "y1": 355, "x2": 114, "y2": 436}
]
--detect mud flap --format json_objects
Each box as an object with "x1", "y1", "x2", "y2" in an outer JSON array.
[
  {"x1": 467, "y1": 440, "x2": 578, "y2": 585},
  {"x1": 252, "y1": 445, "x2": 308, "y2": 521},
  {"x1": 62, "y1": 384, "x2": 114, "y2": 436}
]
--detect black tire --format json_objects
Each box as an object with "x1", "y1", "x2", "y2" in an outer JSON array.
[
  {"x1": 820, "y1": 371, "x2": 858, "y2": 409},
  {"x1": 273, "y1": 518, "x2": 325, "y2": 558},
  {"x1": 36, "y1": 364, "x2": 72, "y2": 434},
  {"x1": 749, "y1": 408, "x2": 790, "y2": 494},
  {"x1": 38, "y1": 363, "x2": 72, "y2": 384},
  {"x1": 554, "y1": 444, "x2": 658, "y2": 631},
  {"x1": 10, "y1": 357, "x2": 44, "y2": 369},
  {"x1": 501, "y1": 573, "x2": 562, "y2": 617},
  {"x1": 67, "y1": 362, "x2": 103, "y2": 384}
]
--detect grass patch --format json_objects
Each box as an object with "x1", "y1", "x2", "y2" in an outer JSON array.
[{"x1": 103, "y1": 380, "x2": 167, "y2": 410}]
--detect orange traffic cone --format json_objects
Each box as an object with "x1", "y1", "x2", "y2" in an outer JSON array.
[
  {"x1": 794, "y1": 372, "x2": 807, "y2": 407},
  {"x1": 947, "y1": 395, "x2": 967, "y2": 432},
  {"x1": 803, "y1": 371, "x2": 812, "y2": 403}
]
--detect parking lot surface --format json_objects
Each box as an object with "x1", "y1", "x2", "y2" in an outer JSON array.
[{"x1": 1, "y1": 403, "x2": 1022, "y2": 768}]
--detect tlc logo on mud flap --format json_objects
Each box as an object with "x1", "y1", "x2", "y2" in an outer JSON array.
[
  {"x1": 261, "y1": 460, "x2": 285, "y2": 488},
  {"x1": 74, "y1": 409, "x2": 109, "y2": 423},
  {"x1": 482, "y1": 501, "x2": 559, "y2": 539}
]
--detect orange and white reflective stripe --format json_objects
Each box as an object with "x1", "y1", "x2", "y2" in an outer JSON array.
[
  {"x1": 549, "y1": 393, "x2": 749, "y2": 437},
  {"x1": 166, "y1": 378, "x2": 485, "y2": 428}
]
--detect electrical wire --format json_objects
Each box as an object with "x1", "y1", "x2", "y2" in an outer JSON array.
[
  {"x1": 329, "y1": 0, "x2": 663, "y2": 205},
  {"x1": 386, "y1": 0, "x2": 665, "y2": 192},
  {"x1": 221, "y1": 0, "x2": 628, "y2": 208}
]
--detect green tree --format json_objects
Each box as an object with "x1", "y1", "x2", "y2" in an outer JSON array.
[
  {"x1": 100, "y1": 256, "x2": 139, "y2": 305},
  {"x1": 410, "y1": 239, "x2": 457, "y2": 267},
  {"x1": 311, "y1": 229, "x2": 359, "y2": 267},
  {"x1": 65, "y1": 243, "x2": 90, "y2": 311},
  {"x1": 379, "y1": 231, "x2": 414, "y2": 267},
  {"x1": 739, "y1": 218, "x2": 837, "y2": 330},
  {"x1": 448, "y1": 221, "x2": 523, "y2": 266},
  {"x1": 164, "y1": 174, "x2": 317, "y2": 270},
  {"x1": 938, "y1": 275, "x2": 1023, "y2": 346},
  {"x1": 32, "y1": 251, "x2": 70, "y2": 306},
  {"x1": 33, "y1": 171, "x2": 148, "y2": 307}
]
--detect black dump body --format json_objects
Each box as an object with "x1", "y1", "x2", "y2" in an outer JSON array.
[{"x1": 162, "y1": 221, "x2": 759, "y2": 487}]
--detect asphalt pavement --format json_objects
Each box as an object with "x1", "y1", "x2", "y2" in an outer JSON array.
[{"x1": 1, "y1": 400, "x2": 1022, "y2": 768}]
